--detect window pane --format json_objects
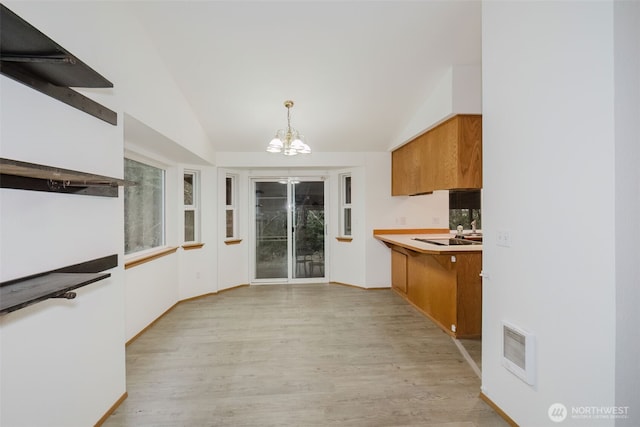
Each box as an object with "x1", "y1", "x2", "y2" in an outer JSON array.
[
  {"x1": 344, "y1": 207, "x2": 352, "y2": 236},
  {"x1": 449, "y1": 189, "x2": 480, "y2": 209},
  {"x1": 226, "y1": 209, "x2": 234, "y2": 238},
  {"x1": 449, "y1": 209, "x2": 482, "y2": 230},
  {"x1": 449, "y1": 190, "x2": 481, "y2": 230},
  {"x1": 184, "y1": 173, "x2": 194, "y2": 205},
  {"x1": 184, "y1": 210, "x2": 195, "y2": 242},
  {"x1": 344, "y1": 176, "x2": 351, "y2": 204},
  {"x1": 124, "y1": 159, "x2": 164, "y2": 254},
  {"x1": 226, "y1": 177, "x2": 232, "y2": 206}
]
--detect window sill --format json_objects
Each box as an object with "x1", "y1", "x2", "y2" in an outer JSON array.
[
  {"x1": 224, "y1": 239, "x2": 242, "y2": 245},
  {"x1": 182, "y1": 242, "x2": 205, "y2": 250},
  {"x1": 124, "y1": 247, "x2": 178, "y2": 270},
  {"x1": 336, "y1": 237, "x2": 353, "y2": 242}
]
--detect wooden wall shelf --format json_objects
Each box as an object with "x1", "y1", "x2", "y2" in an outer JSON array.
[
  {"x1": 0, "y1": 254, "x2": 118, "y2": 315},
  {"x1": 0, "y1": 4, "x2": 117, "y2": 125},
  {"x1": 0, "y1": 158, "x2": 128, "y2": 197}
]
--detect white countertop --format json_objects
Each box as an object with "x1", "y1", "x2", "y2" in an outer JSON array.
[{"x1": 374, "y1": 233, "x2": 483, "y2": 254}]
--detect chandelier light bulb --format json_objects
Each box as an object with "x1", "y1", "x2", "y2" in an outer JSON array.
[{"x1": 290, "y1": 138, "x2": 305, "y2": 150}]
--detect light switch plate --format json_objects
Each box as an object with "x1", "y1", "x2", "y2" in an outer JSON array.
[{"x1": 497, "y1": 230, "x2": 512, "y2": 247}]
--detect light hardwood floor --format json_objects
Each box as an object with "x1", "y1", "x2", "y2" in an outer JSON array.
[{"x1": 104, "y1": 283, "x2": 507, "y2": 426}]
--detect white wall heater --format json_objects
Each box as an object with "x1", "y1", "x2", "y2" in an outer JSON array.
[{"x1": 502, "y1": 321, "x2": 536, "y2": 386}]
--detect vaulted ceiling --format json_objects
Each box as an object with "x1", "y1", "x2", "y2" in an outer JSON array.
[{"x1": 129, "y1": 1, "x2": 481, "y2": 153}]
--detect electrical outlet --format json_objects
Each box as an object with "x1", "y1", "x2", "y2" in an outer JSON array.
[{"x1": 497, "y1": 230, "x2": 512, "y2": 247}]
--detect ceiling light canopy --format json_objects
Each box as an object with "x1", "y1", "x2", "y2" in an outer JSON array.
[{"x1": 267, "y1": 100, "x2": 311, "y2": 156}]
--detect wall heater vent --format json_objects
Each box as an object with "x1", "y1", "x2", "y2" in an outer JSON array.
[{"x1": 502, "y1": 321, "x2": 535, "y2": 385}]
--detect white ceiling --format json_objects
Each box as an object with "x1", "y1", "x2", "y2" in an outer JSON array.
[{"x1": 129, "y1": 1, "x2": 481, "y2": 153}]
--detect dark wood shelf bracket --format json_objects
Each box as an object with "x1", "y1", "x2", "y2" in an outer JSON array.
[
  {"x1": 0, "y1": 254, "x2": 118, "y2": 315},
  {"x1": 0, "y1": 158, "x2": 128, "y2": 197},
  {"x1": 0, "y1": 4, "x2": 117, "y2": 125}
]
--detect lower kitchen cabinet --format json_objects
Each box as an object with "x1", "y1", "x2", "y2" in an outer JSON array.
[
  {"x1": 376, "y1": 233, "x2": 483, "y2": 338},
  {"x1": 387, "y1": 245, "x2": 482, "y2": 338},
  {"x1": 406, "y1": 252, "x2": 482, "y2": 338}
]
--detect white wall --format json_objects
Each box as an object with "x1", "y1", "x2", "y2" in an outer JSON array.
[
  {"x1": 179, "y1": 166, "x2": 218, "y2": 300},
  {"x1": 390, "y1": 64, "x2": 482, "y2": 150},
  {"x1": 613, "y1": 0, "x2": 640, "y2": 422},
  {"x1": 330, "y1": 166, "x2": 367, "y2": 286},
  {"x1": 123, "y1": 142, "x2": 218, "y2": 341},
  {"x1": 482, "y1": 2, "x2": 618, "y2": 425},
  {"x1": 0, "y1": 3, "x2": 219, "y2": 424},
  {"x1": 217, "y1": 169, "x2": 250, "y2": 290},
  {"x1": 124, "y1": 254, "x2": 179, "y2": 341},
  {"x1": 362, "y1": 153, "x2": 449, "y2": 288},
  {"x1": 0, "y1": 24, "x2": 125, "y2": 427},
  {"x1": 452, "y1": 64, "x2": 482, "y2": 114}
]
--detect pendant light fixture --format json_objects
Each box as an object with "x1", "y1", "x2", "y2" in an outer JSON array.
[{"x1": 266, "y1": 100, "x2": 311, "y2": 156}]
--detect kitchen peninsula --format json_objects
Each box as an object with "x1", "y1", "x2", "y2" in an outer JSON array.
[{"x1": 375, "y1": 230, "x2": 482, "y2": 338}]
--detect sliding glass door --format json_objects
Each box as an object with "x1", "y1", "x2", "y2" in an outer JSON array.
[
  {"x1": 254, "y1": 181, "x2": 289, "y2": 280},
  {"x1": 253, "y1": 178, "x2": 326, "y2": 282},
  {"x1": 292, "y1": 180, "x2": 325, "y2": 280}
]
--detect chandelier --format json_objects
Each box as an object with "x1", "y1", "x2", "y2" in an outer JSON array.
[{"x1": 266, "y1": 100, "x2": 311, "y2": 156}]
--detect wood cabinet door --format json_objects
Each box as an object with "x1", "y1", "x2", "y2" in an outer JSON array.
[
  {"x1": 454, "y1": 115, "x2": 482, "y2": 189},
  {"x1": 431, "y1": 117, "x2": 458, "y2": 190},
  {"x1": 391, "y1": 249, "x2": 408, "y2": 293},
  {"x1": 392, "y1": 114, "x2": 482, "y2": 195},
  {"x1": 391, "y1": 148, "x2": 404, "y2": 195},
  {"x1": 407, "y1": 254, "x2": 457, "y2": 332},
  {"x1": 391, "y1": 144, "x2": 411, "y2": 195},
  {"x1": 454, "y1": 253, "x2": 483, "y2": 337},
  {"x1": 392, "y1": 139, "x2": 422, "y2": 195}
]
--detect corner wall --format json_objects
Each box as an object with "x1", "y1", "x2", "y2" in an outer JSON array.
[
  {"x1": 614, "y1": 0, "x2": 640, "y2": 422},
  {"x1": 390, "y1": 64, "x2": 482, "y2": 150},
  {"x1": 482, "y1": 2, "x2": 617, "y2": 425}
]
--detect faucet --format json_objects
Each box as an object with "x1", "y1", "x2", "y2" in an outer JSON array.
[{"x1": 471, "y1": 220, "x2": 477, "y2": 234}]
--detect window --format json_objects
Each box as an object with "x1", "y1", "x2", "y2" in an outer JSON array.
[
  {"x1": 124, "y1": 158, "x2": 165, "y2": 254},
  {"x1": 449, "y1": 189, "x2": 481, "y2": 230},
  {"x1": 340, "y1": 173, "x2": 352, "y2": 236},
  {"x1": 184, "y1": 170, "x2": 200, "y2": 242},
  {"x1": 225, "y1": 174, "x2": 237, "y2": 239}
]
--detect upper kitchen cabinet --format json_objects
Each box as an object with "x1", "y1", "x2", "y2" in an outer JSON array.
[
  {"x1": 391, "y1": 137, "x2": 423, "y2": 196},
  {"x1": 392, "y1": 115, "x2": 482, "y2": 195}
]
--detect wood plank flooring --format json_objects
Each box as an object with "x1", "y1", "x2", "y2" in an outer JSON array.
[
  {"x1": 459, "y1": 339, "x2": 482, "y2": 370},
  {"x1": 104, "y1": 283, "x2": 507, "y2": 426}
]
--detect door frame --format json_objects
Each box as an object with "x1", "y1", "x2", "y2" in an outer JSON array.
[{"x1": 249, "y1": 176, "x2": 328, "y2": 284}]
